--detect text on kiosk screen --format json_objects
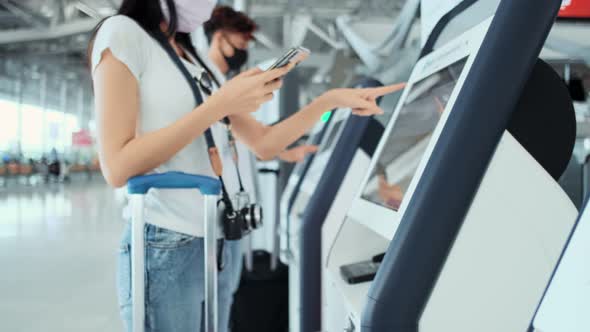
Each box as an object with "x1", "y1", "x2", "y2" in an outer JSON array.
[{"x1": 361, "y1": 58, "x2": 467, "y2": 211}]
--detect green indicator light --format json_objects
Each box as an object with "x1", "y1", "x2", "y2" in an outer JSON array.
[{"x1": 321, "y1": 111, "x2": 332, "y2": 123}]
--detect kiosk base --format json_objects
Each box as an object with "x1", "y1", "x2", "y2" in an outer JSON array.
[{"x1": 420, "y1": 133, "x2": 577, "y2": 332}]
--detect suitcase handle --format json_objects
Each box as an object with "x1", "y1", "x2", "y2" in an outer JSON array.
[
  {"x1": 127, "y1": 171, "x2": 221, "y2": 332},
  {"x1": 127, "y1": 171, "x2": 221, "y2": 195}
]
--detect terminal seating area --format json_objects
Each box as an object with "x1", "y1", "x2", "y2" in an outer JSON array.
[{"x1": 0, "y1": 156, "x2": 101, "y2": 187}]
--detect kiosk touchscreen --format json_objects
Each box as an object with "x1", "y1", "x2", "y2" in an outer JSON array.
[
  {"x1": 360, "y1": 58, "x2": 466, "y2": 212},
  {"x1": 345, "y1": 21, "x2": 479, "y2": 239}
]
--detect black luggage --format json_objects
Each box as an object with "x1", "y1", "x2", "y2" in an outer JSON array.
[{"x1": 230, "y1": 250, "x2": 289, "y2": 332}]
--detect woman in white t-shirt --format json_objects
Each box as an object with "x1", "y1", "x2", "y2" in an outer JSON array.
[{"x1": 90, "y1": 0, "x2": 403, "y2": 331}]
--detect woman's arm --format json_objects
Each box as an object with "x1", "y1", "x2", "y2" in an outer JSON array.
[
  {"x1": 94, "y1": 51, "x2": 288, "y2": 187},
  {"x1": 278, "y1": 145, "x2": 319, "y2": 163},
  {"x1": 230, "y1": 83, "x2": 405, "y2": 160},
  {"x1": 228, "y1": 96, "x2": 330, "y2": 160}
]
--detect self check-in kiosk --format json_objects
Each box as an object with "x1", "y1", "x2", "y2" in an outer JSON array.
[
  {"x1": 326, "y1": 36, "x2": 475, "y2": 330},
  {"x1": 279, "y1": 79, "x2": 387, "y2": 332},
  {"x1": 325, "y1": 1, "x2": 578, "y2": 330},
  {"x1": 276, "y1": 118, "x2": 328, "y2": 267},
  {"x1": 298, "y1": 84, "x2": 411, "y2": 332},
  {"x1": 280, "y1": 105, "x2": 343, "y2": 332}
]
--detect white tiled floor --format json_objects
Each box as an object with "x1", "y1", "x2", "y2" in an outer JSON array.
[{"x1": 0, "y1": 180, "x2": 126, "y2": 332}]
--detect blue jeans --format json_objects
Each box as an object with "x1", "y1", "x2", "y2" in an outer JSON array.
[{"x1": 117, "y1": 223, "x2": 242, "y2": 331}]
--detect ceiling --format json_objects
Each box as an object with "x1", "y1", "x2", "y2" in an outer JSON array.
[
  {"x1": 0, "y1": 0, "x2": 406, "y2": 120},
  {"x1": 3, "y1": 0, "x2": 587, "y2": 124}
]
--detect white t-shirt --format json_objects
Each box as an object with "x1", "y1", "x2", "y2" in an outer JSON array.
[{"x1": 91, "y1": 15, "x2": 240, "y2": 237}]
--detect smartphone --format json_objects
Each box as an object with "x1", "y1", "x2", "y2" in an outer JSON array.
[
  {"x1": 340, "y1": 259, "x2": 381, "y2": 284},
  {"x1": 267, "y1": 46, "x2": 310, "y2": 71}
]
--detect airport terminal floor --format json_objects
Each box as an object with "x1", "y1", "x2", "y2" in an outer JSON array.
[
  {"x1": 1, "y1": 1, "x2": 590, "y2": 332},
  {"x1": 0, "y1": 181, "x2": 124, "y2": 331}
]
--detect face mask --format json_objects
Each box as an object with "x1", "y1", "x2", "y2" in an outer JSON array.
[
  {"x1": 223, "y1": 36, "x2": 249, "y2": 71},
  {"x1": 161, "y1": 0, "x2": 217, "y2": 33}
]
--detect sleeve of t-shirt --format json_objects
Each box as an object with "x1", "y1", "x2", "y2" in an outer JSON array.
[{"x1": 91, "y1": 15, "x2": 149, "y2": 81}]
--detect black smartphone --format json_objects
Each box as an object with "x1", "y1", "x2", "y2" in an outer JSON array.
[
  {"x1": 267, "y1": 46, "x2": 310, "y2": 71},
  {"x1": 340, "y1": 260, "x2": 381, "y2": 284}
]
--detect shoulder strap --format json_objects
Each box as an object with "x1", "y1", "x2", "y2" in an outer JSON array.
[
  {"x1": 168, "y1": 33, "x2": 245, "y2": 191},
  {"x1": 192, "y1": 51, "x2": 223, "y2": 89},
  {"x1": 189, "y1": 50, "x2": 230, "y2": 126},
  {"x1": 151, "y1": 31, "x2": 216, "y2": 149}
]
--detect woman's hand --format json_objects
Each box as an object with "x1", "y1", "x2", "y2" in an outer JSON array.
[
  {"x1": 319, "y1": 83, "x2": 406, "y2": 116},
  {"x1": 204, "y1": 65, "x2": 293, "y2": 117},
  {"x1": 278, "y1": 145, "x2": 319, "y2": 163}
]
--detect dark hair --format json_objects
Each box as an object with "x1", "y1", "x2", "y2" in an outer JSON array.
[
  {"x1": 203, "y1": 5, "x2": 258, "y2": 43},
  {"x1": 87, "y1": 0, "x2": 198, "y2": 67}
]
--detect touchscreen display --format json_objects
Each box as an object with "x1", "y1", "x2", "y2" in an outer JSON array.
[{"x1": 361, "y1": 58, "x2": 467, "y2": 211}]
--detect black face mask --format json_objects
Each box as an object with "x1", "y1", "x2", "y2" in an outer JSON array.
[{"x1": 223, "y1": 37, "x2": 248, "y2": 72}]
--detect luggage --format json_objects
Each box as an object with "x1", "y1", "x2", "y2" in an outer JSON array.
[
  {"x1": 230, "y1": 250, "x2": 289, "y2": 332},
  {"x1": 128, "y1": 172, "x2": 221, "y2": 332}
]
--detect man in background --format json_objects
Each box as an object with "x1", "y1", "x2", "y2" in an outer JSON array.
[{"x1": 198, "y1": 5, "x2": 318, "y2": 323}]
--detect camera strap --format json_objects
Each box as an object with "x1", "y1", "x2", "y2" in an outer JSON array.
[
  {"x1": 189, "y1": 50, "x2": 247, "y2": 193},
  {"x1": 151, "y1": 30, "x2": 236, "y2": 210},
  {"x1": 226, "y1": 129, "x2": 246, "y2": 192}
]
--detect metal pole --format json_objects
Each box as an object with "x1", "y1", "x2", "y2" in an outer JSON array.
[
  {"x1": 40, "y1": 72, "x2": 47, "y2": 153},
  {"x1": 77, "y1": 85, "x2": 85, "y2": 130},
  {"x1": 245, "y1": 234, "x2": 254, "y2": 272},
  {"x1": 204, "y1": 195, "x2": 218, "y2": 332},
  {"x1": 16, "y1": 70, "x2": 23, "y2": 154},
  {"x1": 131, "y1": 195, "x2": 146, "y2": 332},
  {"x1": 59, "y1": 79, "x2": 68, "y2": 152}
]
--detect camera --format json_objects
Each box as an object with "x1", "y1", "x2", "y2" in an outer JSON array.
[
  {"x1": 220, "y1": 192, "x2": 263, "y2": 240},
  {"x1": 242, "y1": 203, "x2": 263, "y2": 230},
  {"x1": 235, "y1": 191, "x2": 263, "y2": 230}
]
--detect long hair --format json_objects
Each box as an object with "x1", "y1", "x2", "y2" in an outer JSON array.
[
  {"x1": 87, "y1": 0, "x2": 197, "y2": 67},
  {"x1": 118, "y1": 0, "x2": 176, "y2": 34}
]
